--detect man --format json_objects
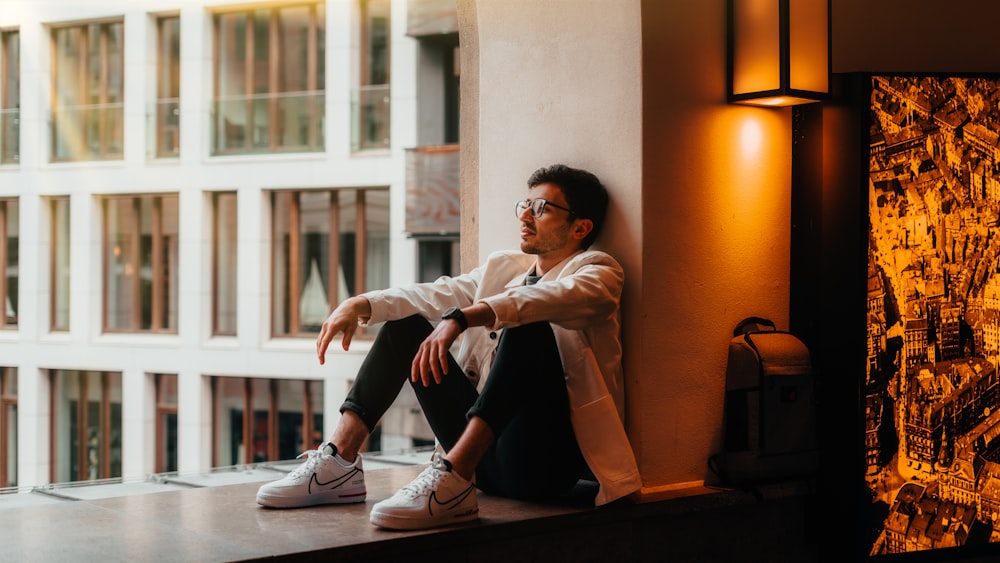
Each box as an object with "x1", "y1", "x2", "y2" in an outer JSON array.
[{"x1": 256, "y1": 164, "x2": 641, "y2": 530}]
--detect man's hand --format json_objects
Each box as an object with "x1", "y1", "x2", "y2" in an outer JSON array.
[
  {"x1": 411, "y1": 317, "x2": 464, "y2": 387},
  {"x1": 316, "y1": 296, "x2": 371, "y2": 365}
]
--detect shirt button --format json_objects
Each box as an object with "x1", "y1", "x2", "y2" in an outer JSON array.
[{"x1": 489, "y1": 332, "x2": 497, "y2": 340}]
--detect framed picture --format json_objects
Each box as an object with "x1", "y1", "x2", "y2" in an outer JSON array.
[{"x1": 866, "y1": 74, "x2": 1000, "y2": 557}]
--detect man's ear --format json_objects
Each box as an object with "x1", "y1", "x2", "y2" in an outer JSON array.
[{"x1": 572, "y1": 218, "x2": 594, "y2": 242}]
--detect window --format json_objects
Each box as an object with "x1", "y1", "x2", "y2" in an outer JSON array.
[
  {"x1": 212, "y1": 192, "x2": 237, "y2": 336},
  {"x1": 49, "y1": 370, "x2": 122, "y2": 483},
  {"x1": 0, "y1": 29, "x2": 18, "y2": 164},
  {"x1": 154, "y1": 16, "x2": 180, "y2": 158},
  {"x1": 49, "y1": 196, "x2": 70, "y2": 331},
  {"x1": 417, "y1": 238, "x2": 459, "y2": 282},
  {"x1": 50, "y1": 20, "x2": 124, "y2": 162},
  {"x1": 211, "y1": 376, "x2": 323, "y2": 466},
  {"x1": 353, "y1": 0, "x2": 390, "y2": 151},
  {"x1": 154, "y1": 373, "x2": 178, "y2": 473},
  {"x1": 0, "y1": 198, "x2": 17, "y2": 329},
  {"x1": 212, "y1": 3, "x2": 325, "y2": 155},
  {"x1": 271, "y1": 188, "x2": 389, "y2": 336},
  {"x1": 102, "y1": 194, "x2": 179, "y2": 333},
  {"x1": 0, "y1": 367, "x2": 15, "y2": 488}
]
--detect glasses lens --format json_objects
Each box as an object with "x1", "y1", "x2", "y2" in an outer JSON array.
[
  {"x1": 515, "y1": 200, "x2": 528, "y2": 217},
  {"x1": 531, "y1": 199, "x2": 546, "y2": 217}
]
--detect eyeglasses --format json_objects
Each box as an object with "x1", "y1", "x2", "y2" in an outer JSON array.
[{"x1": 514, "y1": 199, "x2": 574, "y2": 218}]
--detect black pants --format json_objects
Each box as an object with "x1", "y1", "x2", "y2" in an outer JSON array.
[{"x1": 341, "y1": 314, "x2": 586, "y2": 500}]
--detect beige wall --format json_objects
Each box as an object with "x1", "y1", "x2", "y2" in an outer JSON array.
[{"x1": 461, "y1": 0, "x2": 785, "y2": 492}]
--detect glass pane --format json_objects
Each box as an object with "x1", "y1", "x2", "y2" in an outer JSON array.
[
  {"x1": 214, "y1": 193, "x2": 238, "y2": 335},
  {"x1": 250, "y1": 10, "x2": 270, "y2": 150},
  {"x1": 308, "y1": 379, "x2": 323, "y2": 449},
  {"x1": 52, "y1": 370, "x2": 120, "y2": 482},
  {"x1": 157, "y1": 17, "x2": 180, "y2": 158},
  {"x1": 214, "y1": 377, "x2": 245, "y2": 466},
  {"x1": 161, "y1": 195, "x2": 180, "y2": 331},
  {"x1": 108, "y1": 372, "x2": 123, "y2": 479},
  {"x1": 299, "y1": 191, "x2": 330, "y2": 332},
  {"x1": 4, "y1": 400, "x2": 15, "y2": 487},
  {"x1": 1, "y1": 30, "x2": 19, "y2": 164},
  {"x1": 338, "y1": 190, "x2": 357, "y2": 297},
  {"x1": 365, "y1": 190, "x2": 390, "y2": 292},
  {"x1": 54, "y1": 370, "x2": 76, "y2": 482},
  {"x1": 251, "y1": 378, "x2": 269, "y2": 462},
  {"x1": 271, "y1": 192, "x2": 291, "y2": 335},
  {"x1": 52, "y1": 197, "x2": 71, "y2": 331},
  {"x1": 105, "y1": 198, "x2": 135, "y2": 331},
  {"x1": 216, "y1": 13, "x2": 248, "y2": 153},
  {"x1": 163, "y1": 412, "x2": 177, "y2": 473},
  {"x1": 4, "y1": 199, "x2": 17, "y2": 326},
  {"x1": 364, "y1": 0, "x2": 390, "y2": 86},
  {"x1": 278, "y1": 6, "x2": 309, "y2": 94},
  {"x1": 52, "y1": 27, "x2": 83, "y2": 161},
  {"x1": 276, "y1": 379, "x2": 304, "y2": 460},
  {"x1": 1, "y1": 31, "x2": 18, "y2": 110},
  {"x1": 158, "y1": 373, "x2": 178, "y2": 405},
  {"x1": 104, "y1": 22, "x2": 124, "y2": 157}
]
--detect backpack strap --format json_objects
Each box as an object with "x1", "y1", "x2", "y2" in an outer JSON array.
[{"x1": 733, "y1": 316, "x2": 776, "y2": 337}]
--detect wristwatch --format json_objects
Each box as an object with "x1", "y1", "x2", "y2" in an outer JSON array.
[{"x1": 441, "y1": 307, "x2": 468, "y2": 332}]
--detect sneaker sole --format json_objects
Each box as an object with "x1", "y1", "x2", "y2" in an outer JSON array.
[
  {"x1": 369, "y1": 506, "x2": 478, "y2": 530},
  {"x1": 257, "y1": 488, "x2": 367, "y2": 508}
]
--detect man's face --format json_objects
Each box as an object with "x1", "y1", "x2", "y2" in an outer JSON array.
[{"x1": 518, "y1": 182, "x2": 576, "y2": 257}]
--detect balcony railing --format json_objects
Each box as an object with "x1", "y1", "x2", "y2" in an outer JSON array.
[
  {"x1": 352, "y1": 85, "x2": 390, "y2": 152},
  {"x1": 405, "y1": 144, "x2": 460, "y2": 235},
  {"x1": 0, "y1": 108, "x2": 17, "y2": 164},
  {"x1": 149, "y1": 98, "x2": 179, "y2": 159},
  {"x1": 51, "y1": 103, "x2": 124, "y2": 162},
  {"x1": 212, "y1": 91, "x2": 325, "y2": 156}
]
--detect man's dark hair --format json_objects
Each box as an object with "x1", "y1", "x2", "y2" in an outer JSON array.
[{"x1": 527, "y1": 164, "x2": 609, "y2": 250}]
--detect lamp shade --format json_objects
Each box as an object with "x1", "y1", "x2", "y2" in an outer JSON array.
[{"x1": 727, "y1": 0, "x2": 829, "y2": 107}]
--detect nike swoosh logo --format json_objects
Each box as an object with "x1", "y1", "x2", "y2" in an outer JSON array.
[
  {"x1": 308, "y1": 467, "x2": 363, "y2": 494},
  {"x1": 427, "y1": 483, "x2": 476, "y2": 516}
]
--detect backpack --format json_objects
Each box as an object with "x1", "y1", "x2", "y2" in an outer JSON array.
[{"x1": 709, "y1": 317, "x2": 818, "y2": 486}]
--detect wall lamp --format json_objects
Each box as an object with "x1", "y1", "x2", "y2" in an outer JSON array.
[{"x1": 727, "y1": 0, "x2": 830, "y2": 107}]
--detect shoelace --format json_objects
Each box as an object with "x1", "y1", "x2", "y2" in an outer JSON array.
[
  {"x1": 287, "y1": 448, "x2": 323, "y2": 480},
  {"x1": 400, "y1": 464, "x2": 446, "y2": 497}
]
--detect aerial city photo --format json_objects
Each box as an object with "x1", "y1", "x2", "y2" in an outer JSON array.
[{"x1": 867, "y1": 74, "x2": 1000, "y2": 556}]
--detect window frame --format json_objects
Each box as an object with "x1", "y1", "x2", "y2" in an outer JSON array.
[
  {"x1": 0, "y1": 28, "x2": 19, "y2": 164},
  {"x1": 210, "y1": 376, "x2": 321, "y2": 466},
  {"x1": 211, "y1": 3, "x2": 325, "y2": 156},
  {"x1": 154, "y1": 373, "x2": 178, "y2": 473},
  {"x1": 212, "y1": 191, "x2": 238, "y2": 336},
  {"x1": 0, "y1": 198, "x2": 18, "y2": 329},
  {"x1": 48, "y1": 370, "x2": 122, "y2": 483},
  {"x1": 270, "y1": 188, "x2": 388, "y2": 337},
  {"x1": 0, "y1": 367, "x2": 16, "y2": 488},
  {"x1": 154, "y1": 15, "x2": 180, "y2": 159},
  {"x1": 355, "y1": 0, "x2": 390, "y2": 151},
  {"x1": 101, "y1": 194, "x2": 179, "y2": 334},
  {"x1": 49, "y1": 19, "x2": 125, "y2": 163},
  {"x1": 49, "y1": 196, "x2": 70, "y2": 332}
]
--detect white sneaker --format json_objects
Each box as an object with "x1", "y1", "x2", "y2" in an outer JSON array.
[
  {"x1": 256, "y1": 442, "x2": 366, "y2": 508},
  {"x1": 369, "y1": 453, "x2": 478, "y2": 530}
]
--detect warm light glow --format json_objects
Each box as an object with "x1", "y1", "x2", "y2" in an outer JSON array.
[
  {"x1": 788, "y1": 0, "x2": 828, "y2": 93},
  {"x1": 739, "y1": 119, "x2": 764, "y2": 158},
  {"x1": 732, "y1": 0, "x2": 780, "y2": 95},
  {"x1": 736, "y1": 95, "x2": 822, "y2": 107}
]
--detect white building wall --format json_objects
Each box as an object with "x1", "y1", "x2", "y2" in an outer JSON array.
[{"x1": 0, "y1": 0, "x2": 419, "y2": 486}]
